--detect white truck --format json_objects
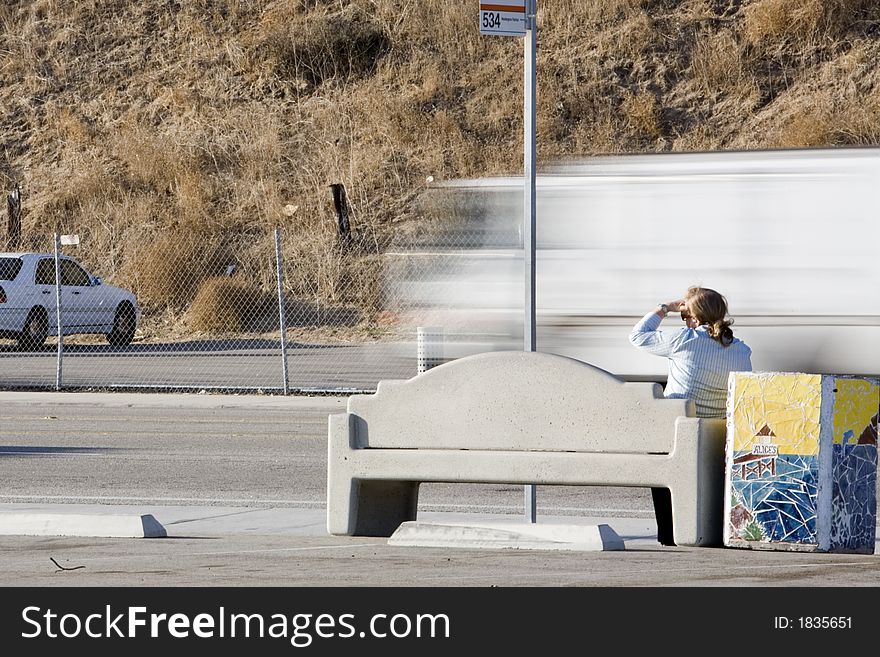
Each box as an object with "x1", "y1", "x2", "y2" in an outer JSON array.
[{"x1": 386, "y1": 146, "x2": 880, "y2": 381}]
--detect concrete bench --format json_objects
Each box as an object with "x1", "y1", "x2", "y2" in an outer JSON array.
[{"x1": 326, "y1": 351, "x2": 727, "y2": 546}]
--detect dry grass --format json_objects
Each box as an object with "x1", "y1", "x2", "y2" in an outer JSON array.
[
  {"x1": 255, "y1": 3, "x2": 390, "y2": 91},
  {"x1": 742, "y1": 0, "x2": 827, "y2": 47},
  {"x1": 770, "y1": 89, "x2": 880, "y2": 147},
  {"x1": 691, "y1": 30, "x2": 760, "y2": 102},
  {"x1": 740, "y1": 40, "x2": 880, "y2": 148},
  {"x1": 1, "y1": 0, "x2": 880, "y2": 339},
  {"x1": 128, "y1": 232, "x2": 234, "y2": 312},
  {"x1": 621, "y1": 90, "x2": 662, "y2": 140},
  {"x1": 743, "y1": 0, "x2": 877, "y2": 47},
  {"x1": 772, "y1": 105, "x2": 836, "y2": 148},
  {"x1": 558, "y1": 0, "x2": 644, "y2": 24}
]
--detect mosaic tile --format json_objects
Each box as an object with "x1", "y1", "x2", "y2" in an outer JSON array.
[{"x1": 724, "y1": 372, "x2": 879, "y2": 553}]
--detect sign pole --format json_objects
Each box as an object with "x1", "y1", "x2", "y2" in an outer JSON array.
[
  {"x1": 479, "y1": 0, "x2": 537, "y2": 523},
  {"x1": 523, "y1": 0, "x2": 537, "y2": 524},
  {"x1": 54, "y1": 233, "x2": 63, "y2": 391}
]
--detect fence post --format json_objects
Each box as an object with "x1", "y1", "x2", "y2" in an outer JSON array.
[
  {"x1": 7, "y1": 184, "x2": 21, "y2": 249},
  {"x1": 275, "y1": 228, "x2": 289, "y2": 395},
  {"x1": 329, "y1": 183, "x2": 351, "y2": 246},
  {"x1": 53, "y1": 233, "x2": 63, "y2": 391}
]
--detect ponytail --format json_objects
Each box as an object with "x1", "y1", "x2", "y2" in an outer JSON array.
[{"x1": 707, "y1": 319, "x2": 734, "y2": 346}]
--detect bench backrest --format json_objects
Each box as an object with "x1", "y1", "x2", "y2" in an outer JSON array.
[{"x1": 347, "y1": 351, "x2": 693, "y2": 454}]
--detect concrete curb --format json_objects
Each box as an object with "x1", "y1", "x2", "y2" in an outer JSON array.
[
  {"x1": 0, "y1": 513, "x2": 167, "y2": 538},
  {"x1": 0, "y1": 391, "x2": 348, "y2": 411},
  {"x1": 388, "y1": 521, "x2": 626, "y2": 551}
]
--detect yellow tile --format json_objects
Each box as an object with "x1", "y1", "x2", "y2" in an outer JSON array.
[
  {"x1": 832, "y1": 378, "x2": 880, "y2": 446},
  {"x1": 731, "y1": 373, "x2": 821, "y2": 455}
]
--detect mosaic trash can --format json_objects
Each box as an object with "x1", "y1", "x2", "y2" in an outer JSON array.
[{"x1": 724, "y1": 372, "x2": 879, "y2": 553}]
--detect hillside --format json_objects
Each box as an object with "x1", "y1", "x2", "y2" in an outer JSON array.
[{"x1": 2, "y1": 0, "x2": 879, "y2": 338}]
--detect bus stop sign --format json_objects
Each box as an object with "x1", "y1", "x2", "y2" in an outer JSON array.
[{"x1": 480, "y1": 1, "x2": 527, "y2": 37}]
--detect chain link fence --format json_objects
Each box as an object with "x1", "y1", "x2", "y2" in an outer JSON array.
[
  {"x1": 0, "y1": 182, "x2": 522, "y2": 394},
  {"x1": 9, "y1": 149, "x2": 880, "y2": 395}
]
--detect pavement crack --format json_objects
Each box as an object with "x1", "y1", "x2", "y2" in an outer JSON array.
[{"x1": 164, "y1": 509, "x2": 270, "y2": 526}]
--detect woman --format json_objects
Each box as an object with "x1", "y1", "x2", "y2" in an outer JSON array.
[{"x1": 629, "y1": 286, "x2": 752, "y2": 545}]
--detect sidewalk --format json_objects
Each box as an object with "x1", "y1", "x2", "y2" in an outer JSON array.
[
  {"x1": 1, "y1": 502, "x2": 879, "y2": 587},
  {"x1": 0, "y1": 502, "x2": 659, "y2": 545}
]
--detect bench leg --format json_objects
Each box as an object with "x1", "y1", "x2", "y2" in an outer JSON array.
[
  {"x1": 327, "y1": 475, "x2": 420, "y2": 537},
  {"x1": 327, "y1": 412, "x2": 421, "y2": 536},
  {"x1": 669, "y1": 417, "x2": 726, "y2": 547},
  {"x1": 351, "y1": 480, "x2": 420, "y2": 537},
  {"x1": 669, "y1": 485, "x2": 700, "y2": 546}
]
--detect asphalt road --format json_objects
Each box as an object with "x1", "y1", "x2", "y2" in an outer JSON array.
[
  {"x1": 0, "y1": 390, "x2": 653, "y2": 515},
  {"x1": 0, "y1": 391, "x2": 878, "y2": 589},
  {"x1": 0, "y1": 340, "x2": 419, "y2": 392}
]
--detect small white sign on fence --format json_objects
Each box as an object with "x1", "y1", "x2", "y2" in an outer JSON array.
[{"x1": 60, "y1": 234, "x2": 80, "y2": 245}]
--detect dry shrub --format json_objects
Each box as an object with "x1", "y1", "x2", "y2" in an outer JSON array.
[
  {"x1": 771, "y1": 90, "x2": 880, "y2": 147},
  {"x1": 683, "y1": 0, "x2": 742, "y2": 20},
  {"x1": 187, "y1": 276, "x2": 273, "y2": 334},
  {"x1": 130, "y1": 232, "x2": 233, "y2": 311},
  {"x1": 580, "y1": 10, "x2": 656, "y2": 64},
  {"x1": 276, "y1": 225, "x2": 371, "y2": 328},
  {"x1": 771, "y1": 107, "x2": 835, "y2": 147},
  {"x1": 283, "y1": 297, "x2": 361, "y2": 330},
  {"x1": 226, "y1": 176, "x2": 290, "y2": 236},
  {"x1": 540, "y1": 6, "x2": 658, "y2": 153},
  {"x1": 621, "y1": 90, "x2": 661, "y2": 139},
  {"x1": 376, "y1": 0, "x2": 485, "y2": 63},
  {"x1": 77, "y1": 190, "x2": 164, "y2": 279},
  {"x1": 835, "y1": 92, "x2": 880, "y2": 144},
  {"x1": 178, "y1": 0, "x2": 256, "y2": 28},
  {"x1": 691, "y1": 30, "x2": 759, "y2": 102},
  {"x1": 535, "y1": 64, "x2": 569, "y2": 152},
  {"x1": 763, "y1": 39, "x2": 880, "y2": 148},
  {"x1": 343, "y1": 252, "x2": 383, "y2": 318},
  {"x1": 463, "y1": 63, "x2": 522, "y2": 143},
  {"x1": 742, "y1": 0, "x2": 877, "y2": 48},
  {"x1": 575, "y1": 113, "x2": 622, "y2": 155},
  {"x1": 672, "y1": 123, "x2": 723, "y2": 151},
  {"x1": 822, "y1": 0, "x2": 880, "y2": 36},
  {"x1": 175, "y1": 171, "x2": 214, "y2": 221},
  {"x1": 258, "y1": 3, "x2": 390, "y2": 89},
  {"x1": 742, "y1": 0, "x2": 826, "y2": 46},
  {"x1": 47, "y1": 106, "x2": 94, "y2": 145}
]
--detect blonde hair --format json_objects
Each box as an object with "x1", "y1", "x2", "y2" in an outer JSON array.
[{"x1": 685, "y1": 286, "x2": 734, "y2": 346}]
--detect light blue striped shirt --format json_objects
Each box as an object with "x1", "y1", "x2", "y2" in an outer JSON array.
[{"x1": 629, "y1": 311, "x2": 752, "y2": 418}]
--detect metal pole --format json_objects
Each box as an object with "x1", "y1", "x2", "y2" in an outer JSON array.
[
  {"x1": 53, "y1": 233, "x2": 63, "y2": 391},
  {"x1": 275, "y1": 228, "x2": 290, "y2": 395},
  {"x1": 523, "y1": 0, "x2": 537, "y2": 524},
  {"x1": 417, "y1": 326, "x2": 444, "y2": 373}
]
